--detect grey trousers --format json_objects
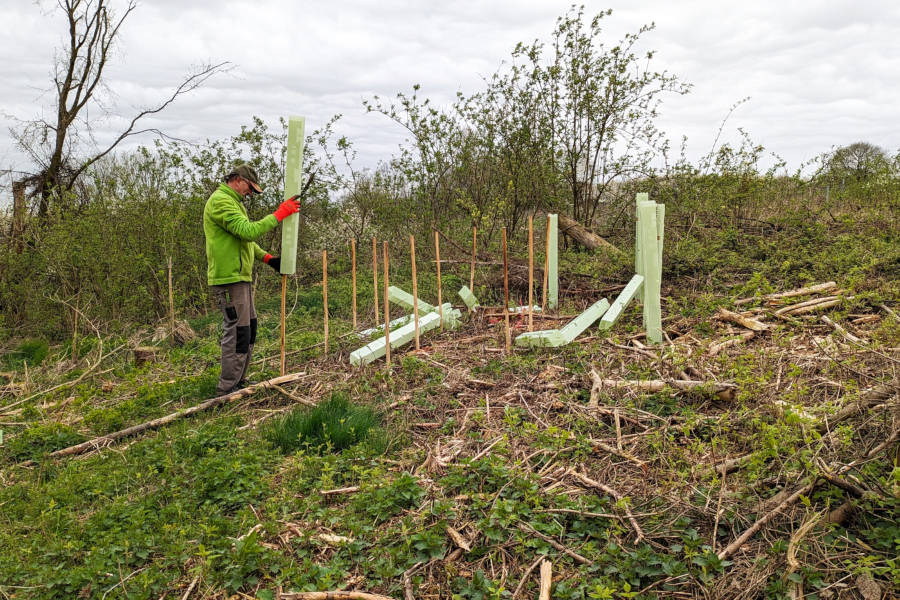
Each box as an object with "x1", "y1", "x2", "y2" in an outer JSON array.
[{"x1": 212, "y1": 282, "x2": 257, "y2": 394}]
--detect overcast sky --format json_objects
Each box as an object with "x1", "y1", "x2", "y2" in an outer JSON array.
[{"x1": 3, "y1": 0, "x2": 899, "y2": 192}]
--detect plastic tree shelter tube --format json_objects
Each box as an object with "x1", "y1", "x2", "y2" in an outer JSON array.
[{"x1": 281, "y1": 116, "x2": 305, "y2": 275}]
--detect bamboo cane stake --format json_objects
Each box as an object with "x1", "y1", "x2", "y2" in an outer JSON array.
[
  {"x1": 350, "y1": 238, "x2": 357, "y2": 329},
  {"x1": 528, "y1": 216, "x2": 534, "y2": 331},
  {"x1": 323, "y1": 250, "x2": 329, "y2": 354},
  {"x1": 167, "y1": 255, "x2": 175, "y2": 339},
  {"x1": 72, "y1": 288, "x2": 80, "y2": 361},
  {"x1": 372, "y1": 236, "x2": 379, "y2": 319},
  {"x1": 502, "y1": 227, "x2": 511, "y2": 353},
  {"x1": 280, "y1": 274, "x2": 287, "y2": 376},
  {"x1": 542, "y1": 218, "x2": 550, "y2": 314},
  {"x1": 383, "y1": 241, "x2": 391, "y2": 368},
  {"x1": 435, "y1": 230, "x2": 443, "y2": 331},
  {"x1": 470, "y1": 226, "x2": 477, "y2": 292},
  {"x1": 410, "y1": 235, "x2": 420, "y2": 350}
]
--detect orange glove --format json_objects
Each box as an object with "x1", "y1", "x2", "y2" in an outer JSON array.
[{"x1": 273, "y1": 196, "x2": 300, "y2": 222}]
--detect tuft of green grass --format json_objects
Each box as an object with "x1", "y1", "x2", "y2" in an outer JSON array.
[
  {"x1": 4, "y1": 339, "x2": 49, "y2": 369},
  {"x1": 264, "y1": 392, "x2": 378, "y2": 454}
]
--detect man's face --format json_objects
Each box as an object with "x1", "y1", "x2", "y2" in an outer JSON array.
[{"x1": 237, "y1": 177, "x2": 255, "y2": 197}]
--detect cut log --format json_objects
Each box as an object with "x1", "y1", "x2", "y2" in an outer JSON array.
[
  {"x1": 45, "y1": 372, "x2": 306, "y2": 459},
  {"x1": 821, "y1": 315, "x2": 862, "y2": 344},
  {"x1": 556, "y1": 213, "x2": 621, "y2": 254},
  {"x1": 595, "y1": 377, "x2": 737, "y2": 401},
  {"x1": 774, "y1": 296, "x2": 840, "y2": 316},
  {"x1": 735, "y1": 281, "x2": 837, "y2": 305},
  {"x1": 716, "y1": 308, "x2": 768, "y2": 331}
]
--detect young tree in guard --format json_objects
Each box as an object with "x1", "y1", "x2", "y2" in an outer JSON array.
[
  {"x1": 638, "y1": 201, "x2": 662, "y2": 343},
  {"x1": 383, "y1": 242, "x2": 391, "y2": 367},
  {"x1": 351, "y1": 239, "x2": 357, "y2": 328},
  {"x1": 281, "y1": 116, "x2": 306, "y2": 373},
  {"x1": 502, "y1": 227, "x2": 511, "y2": 352},
  {"x1": 411, "y1": 235, "x2": 420, "y2": 350},
  {"x1": 372, "y1": 237, "x2": 379, "y2": 319},
  {"x1": 547, "y1": 215, "x2": 558, "y2": 310},
  {"x1": 323, "y1": 251, "x2": 328, "y2": 354}
]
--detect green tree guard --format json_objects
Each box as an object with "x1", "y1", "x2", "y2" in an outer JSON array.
[
  {"x1": 598, "y1": 274, "x2": 644, "y2": 331},
  {"x1": 548, "y1": 214, "x2": 558, "y2": 309},
  {"x1": 281, "y1": 116, "x2": 305, "y2": 275},
  {"x1": 639, "y1": 202, "x2": 662, "y2": 343},
  {"x1": 635, "y1": 192, "x2": 649, "y2": 304}
]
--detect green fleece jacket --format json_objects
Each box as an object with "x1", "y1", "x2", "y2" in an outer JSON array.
[{"x1": 203, "y1": 183, "x2": 278, "y2": 285}]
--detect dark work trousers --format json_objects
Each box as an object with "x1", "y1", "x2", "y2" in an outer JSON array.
[{"x1": 212, "y1": 282, "x2": 258, "y2": 394}]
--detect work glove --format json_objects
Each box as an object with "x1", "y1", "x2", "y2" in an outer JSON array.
[
  {"x1": 263, "y1": 254, "x2": 281, "y2": 272},
  {"x1": 273, "y1": 196, "x2": 300, "y2": 222}
]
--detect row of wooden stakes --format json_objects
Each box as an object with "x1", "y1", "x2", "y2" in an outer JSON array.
[{"x1": 280, "y1": 218, "x2": 556, "y2": 374}]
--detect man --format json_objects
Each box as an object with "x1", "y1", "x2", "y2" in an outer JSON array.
[{"x1": 203, "y1": 163, "x2": 300, "y2": 394}]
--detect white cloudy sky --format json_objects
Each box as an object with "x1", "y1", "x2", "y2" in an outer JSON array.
[{"x1": 2, "y1": 0, "x2": 899, "y2": 189}]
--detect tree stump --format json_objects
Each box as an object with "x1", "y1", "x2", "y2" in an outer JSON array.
[{"x1": 133, "y1": 346, "x2": 159, "y2": 366}]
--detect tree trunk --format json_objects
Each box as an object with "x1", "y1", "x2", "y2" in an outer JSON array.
[
  {"x1": 555, "y1": 213, "x2": 621, "y2": 254},
  {"x1": 11, "y1": 180, "x2": 25, "y2": 252}
]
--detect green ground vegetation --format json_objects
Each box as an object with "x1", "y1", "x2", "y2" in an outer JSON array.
[{"x1": 1, "y1": 7, "x2": 898, "y2": 599}]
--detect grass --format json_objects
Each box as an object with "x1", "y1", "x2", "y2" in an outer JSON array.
[
  {"x1": 264, "y1": 392, "x2": 379, "y2": 454},
  {"x1": 0, "y1": 192, "x2": 897, "y2": 598}
]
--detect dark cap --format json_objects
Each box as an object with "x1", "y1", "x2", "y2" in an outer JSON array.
[{"x1": 229, "y1": 163, "x2": 262, "y2": 194}]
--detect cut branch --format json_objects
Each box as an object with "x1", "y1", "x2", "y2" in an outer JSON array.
[
  {"x1": 816, "y1": 381, "x2": 897, "y2": 433},
  {"x1": 734, "y1": 281, "x2": 837, "y2": 305},
  {"x1": 569, "y1": 469, "x2": 645, "y2": 543},
  {"x1": 717, "y1": 478, "x2": 818, "y2": 560},
  {"x1": 716, "y1": 308, "x2": 768, "y2": 331},
  {"x1": 594, "y1": 377, "x2": 737, "y2": 401},
  {"x1": 42, "y1": 372, "x2": 306, "y2": 460}
]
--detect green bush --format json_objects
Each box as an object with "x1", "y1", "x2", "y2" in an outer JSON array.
[{"x1": 263, "y1": 392, "x2": 378, "y2": 454}]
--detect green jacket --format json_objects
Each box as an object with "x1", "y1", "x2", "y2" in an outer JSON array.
[{"x1": 203, "y1": 184, "x2": 278, "y2": 286}]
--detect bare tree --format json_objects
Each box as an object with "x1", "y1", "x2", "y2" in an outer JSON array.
[{"x1": 12, "y1": 0, "x2": 228, "y2": 217}]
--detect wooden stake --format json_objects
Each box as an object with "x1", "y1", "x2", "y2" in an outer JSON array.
[
  {"x1": 280, "y1": 274, "x2": 287, "y2": 376},
  {"x1": 72, "y1": 288, "x2": 80, "y2": 361},
  {"x1": 167, "y1": 255, "x2": 175, "y2": 338},
  {"x1": 528, "y1": 216, "x2": 534, "y2": 331},
  {"x1": 470, "y1": 226, "x2": 477, "y2": 292},
  {"x1": 411, "y1": 235, "x2": 420, "y2": 350},
  {"x1": 502, "y1": 227, "x2": 510, "y2": 353},
  {"x1": 435, "y1": 230, "x2": 443, "y2": 331},
  {"x1": 350, "y1": 238, "x2": 357, "y2": 329},
  {"x1": 542, "y1": 218, "x2": 550, "y2": 314},
  {"x1": 323, "y1": 250, "x2": 329, "y2": 354},
  {"x1": 372, "y1": 237, "x2": 379, "y2": 319},
  {"x1": 383, "y1": 241, "x2": 391, "y2": 368}
]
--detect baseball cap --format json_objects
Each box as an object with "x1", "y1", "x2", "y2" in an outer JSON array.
[{"x1": 230, "y1": 163, "x2": 262, "y2": 194}]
